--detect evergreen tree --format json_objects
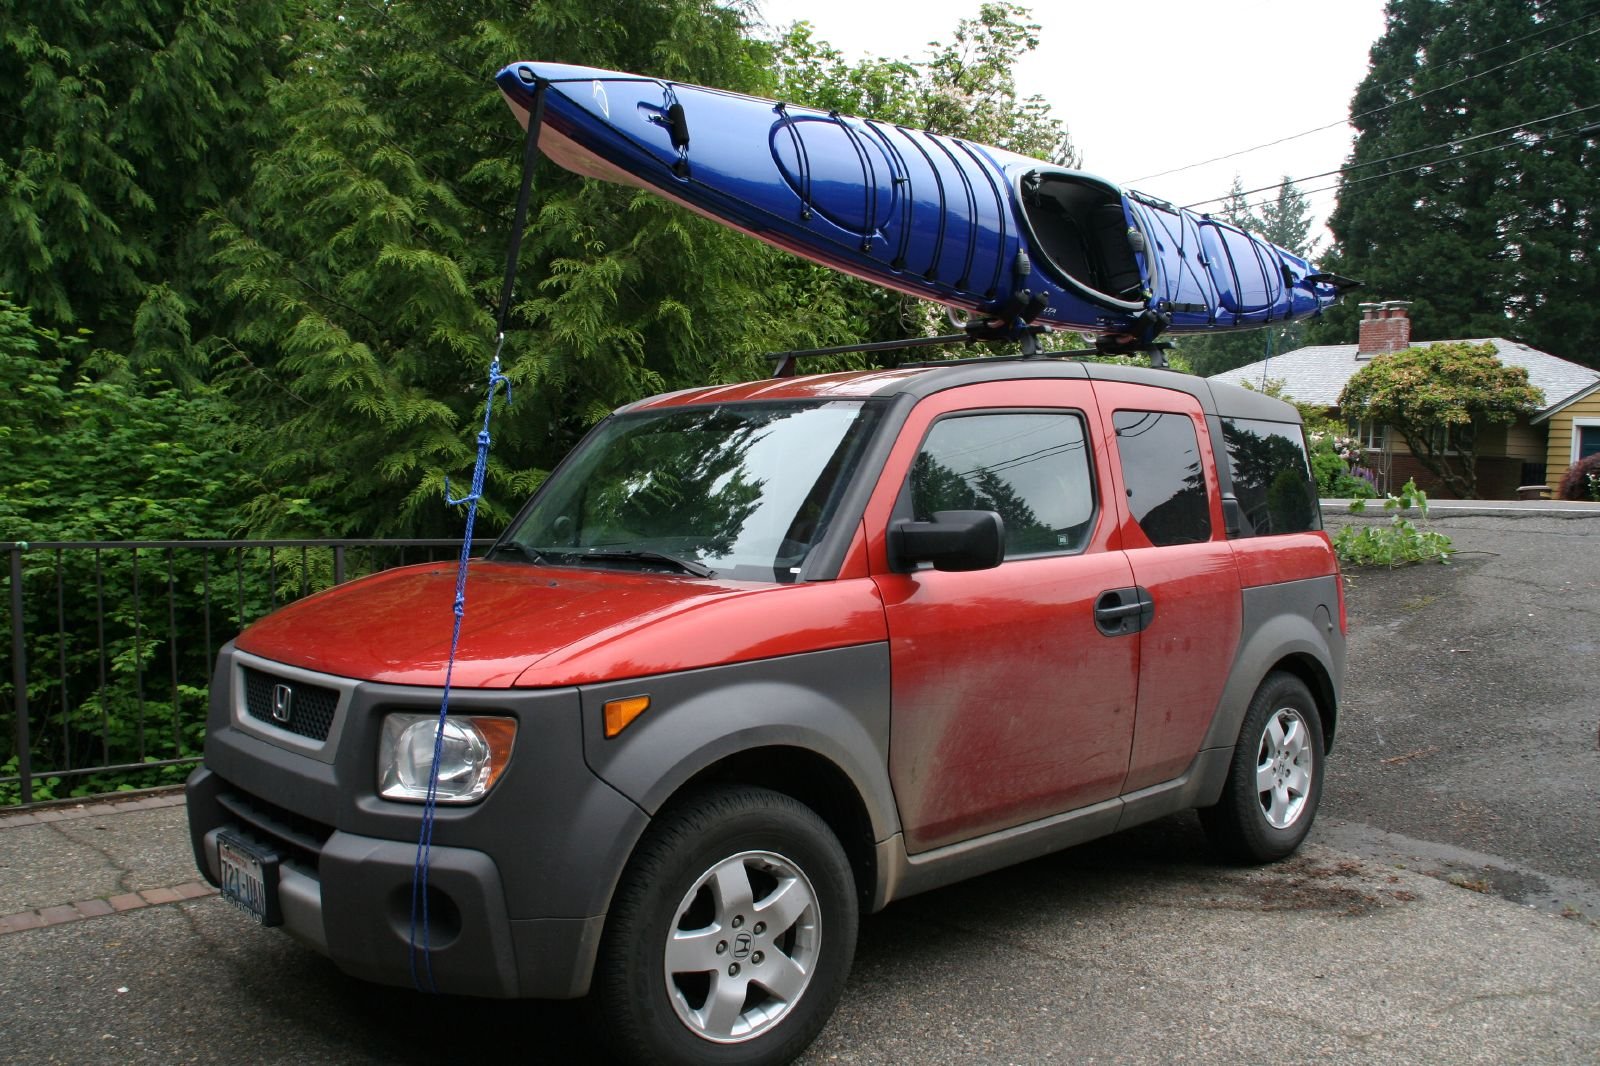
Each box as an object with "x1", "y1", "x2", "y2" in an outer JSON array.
[
  {"x1": 0, "y1": 1, "x2": 292, "y2": 372},
  {"x1": 1175, "y1": 176, "x2": 1318, "y2": 377},
  {"x1": 1308, "y1": 0, "x2": 1600, "y2": 366},
  {"x1": 208, "y1": 0, "x2": 855, "y2": 537}
]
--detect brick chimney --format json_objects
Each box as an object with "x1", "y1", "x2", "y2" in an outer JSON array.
[{"x1": 1357, "y1": 300, "x2": 1413, "y2": 358}]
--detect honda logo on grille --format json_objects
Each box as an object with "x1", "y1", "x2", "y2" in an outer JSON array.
[{"x1": 271, "y1": 683, "x2": 294, "y2": 724}]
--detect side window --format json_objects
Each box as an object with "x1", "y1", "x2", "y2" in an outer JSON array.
[
  {"x1": 1112, "y1": 410, "x2": 1211, "y2": 546},
  {"x1": 1221, "y1": 417, "x2": 1321, "y2": 535},
  {"x1": 910, "y1": 412, "x2": 1096, "y2": 558}
]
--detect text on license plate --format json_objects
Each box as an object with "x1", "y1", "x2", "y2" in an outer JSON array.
[{"x1": 218, "y1": 835, "x2": 271, "y2": 923}]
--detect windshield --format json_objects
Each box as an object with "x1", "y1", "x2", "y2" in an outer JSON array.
[{"x1": 499, "y1": 399, "x2": 885, "y2": 582}]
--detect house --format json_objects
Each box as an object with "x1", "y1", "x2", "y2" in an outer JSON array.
[{"x1": 1208, "y1": 301, "x2": 1600, "y2": 499}]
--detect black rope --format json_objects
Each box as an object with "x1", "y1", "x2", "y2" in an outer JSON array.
[
  {"x1": 893, "y1": 126, "x2": 949, "y2": 281},
  {"x1": 830, "y1": 111, "x2": 878, "y2": 252},
  {"x1": 861, "y1": 121, "x2": 911, "y2": 269},
  {"x1": 951, "y1": 139, "x2": 1008, "y2": 299}
]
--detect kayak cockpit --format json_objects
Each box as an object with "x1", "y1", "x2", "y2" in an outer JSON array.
[{"x1": 1018, "y1": 171, "x2": 1147, "y2": 309}]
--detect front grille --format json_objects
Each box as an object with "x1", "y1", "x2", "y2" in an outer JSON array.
[
  {"x1": 216, "y1": 786, "x2": 334, "y2": 872},
  {"x1": 243, "y1": 667, "x2": 339, "y2": 741}
]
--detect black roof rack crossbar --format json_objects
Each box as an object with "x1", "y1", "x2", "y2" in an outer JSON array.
[{"x1": 768, "y1": 316, "x2": 1074, "y2": 377}]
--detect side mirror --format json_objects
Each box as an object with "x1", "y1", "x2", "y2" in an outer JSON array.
[{"x1": 890, "y1": 510, "x2": 1005, "y2": 573}]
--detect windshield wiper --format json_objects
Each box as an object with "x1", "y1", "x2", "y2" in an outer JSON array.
[
  {"x1": 568, "y1": 549, "x2": 715, "y2": 578},
  {"x1": 490, "y1": 541, "x2": 550, "y2": 565}
]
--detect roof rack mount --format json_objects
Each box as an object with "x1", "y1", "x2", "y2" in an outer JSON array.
[{"x1": 767, "y1": 320, "x2": 1176, "y2": 376}]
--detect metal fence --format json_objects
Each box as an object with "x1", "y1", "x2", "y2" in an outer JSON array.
[{"x1": 2, "y1": 539, "x2": 479, "y2": 807}]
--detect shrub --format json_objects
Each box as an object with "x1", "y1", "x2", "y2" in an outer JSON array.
[
  {"x1": 1333, "y1": 479, "x2": 1453, "y2": 567},
  {"x1": 1555, "y1": 453, "x2": 1600, "y2": 502}
]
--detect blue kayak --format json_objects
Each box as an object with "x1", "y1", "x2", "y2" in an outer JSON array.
[{"x1": 495, "y1": 62, "x2": 1352, "y2": 342}]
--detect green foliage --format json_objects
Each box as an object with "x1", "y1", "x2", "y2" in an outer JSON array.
[
  {"x1": 0, "y1": 0, "x2": 292, "y2": 366},
  {"x1": 1333, "y1": 479, "x2": 1453, "y2": 567},
  {"x1": 768, "y1": 5, "x2": 1077, "y2": 350},
  {"x1": 1175, "y1": 176, "x2": 1317, "y2": 377},
  {"x1": 772, "y1": 3, "x2": 1076, "y2": 164},
  {"x1": 0, "y1": 297, "x2": 248, "y2": 541},
  {"x1": 207, "y1": 0, "x2": 873, "y2": 538},
  {"x1": 1556, "y1": 452, "x2": 1600, "y2": 502},
  {"x1": 1308, "y1": 0, "x2": 1600, "y2": 368},
  {"x1": 1339, "y1": 341, "x2": 1543, "y2": 498},
  {"x1": 0, "y1": 295, "x2": 265, "y2": 802}
]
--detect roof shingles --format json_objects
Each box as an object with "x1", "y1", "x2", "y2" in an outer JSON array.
[{"x1": 1207, "y1": 339, "x2": 1600, "y2": 415}]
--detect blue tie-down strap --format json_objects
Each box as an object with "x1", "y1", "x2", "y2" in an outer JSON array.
[{"x1": 410, "y1": 347, "x2": 512, "y2": 992}]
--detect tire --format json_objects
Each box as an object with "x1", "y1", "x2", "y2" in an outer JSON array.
[
  {"x1": 594, "y1": 787, "x2": 858, "y2": 1066},
  {"x1": 1200, "y1": 672, "x2": 1325, "y2": 864}
]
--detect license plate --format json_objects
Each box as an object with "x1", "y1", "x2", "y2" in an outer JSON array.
[{"x1": 217, "y1": 832, "x2": 282, "y2": 926}]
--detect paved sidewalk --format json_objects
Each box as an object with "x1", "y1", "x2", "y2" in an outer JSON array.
[{"x1": 0, "y1": 789, "x2": 215, "y2": 936}]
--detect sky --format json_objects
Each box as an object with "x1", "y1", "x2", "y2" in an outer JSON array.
[{"x1": 753, "y1": 0, "x2": 1390, "y2": 251}]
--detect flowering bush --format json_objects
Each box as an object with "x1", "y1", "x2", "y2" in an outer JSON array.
[
  {"x1": 1308, "y1": 431, "x2": 1364, "y2": 466},
  {"x1": 1307, "y1": 433, "x2": 1377, "y2": 498},
  {"x1": 1556, "y1": 453, "x2": 1600, "y2": 502}
]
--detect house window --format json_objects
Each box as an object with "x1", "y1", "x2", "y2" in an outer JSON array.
[
  {"x1": 1574, "y1": 418, "x2": 1600, "y2": 463},
  {"x1": 1350, "y1": 420, "x2": 1387, "y2": 451},
  {"x1": 1424, "y1": 423, "x2": 1471, "y2": 456}
]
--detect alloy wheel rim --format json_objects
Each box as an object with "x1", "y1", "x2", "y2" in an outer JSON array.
[
  {"x1": 1255, "y1": 707, "x2": 1313, "y2": 829},
  {"x1": 662, "y1": 849, "x2": 821, "y2": 1044}
]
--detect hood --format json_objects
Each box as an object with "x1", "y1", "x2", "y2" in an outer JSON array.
[{"x1": 234, "y1": 560, "x2": 887, "y2": 688}]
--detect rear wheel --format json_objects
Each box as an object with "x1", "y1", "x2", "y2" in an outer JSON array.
[
  {"x1": 1201, "y1": 672, "x2": 1325, "y2": 863},
  {"x1": 594, "y1": 787, "x2": 857, "y2": 1066}
]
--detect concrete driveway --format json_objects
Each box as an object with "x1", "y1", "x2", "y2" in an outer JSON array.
[{"x1": 1, "y1": 504, "x2": 1597, "y2": 1063}]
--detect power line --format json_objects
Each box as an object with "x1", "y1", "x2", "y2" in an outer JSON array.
[
  {"x1": 1130, "y1": 11, "x2": 1600, "y2": 185},
  {"x1": 1229, "y1": 118, "x2": 1600, "y2": 218},
  {"x1": 1183, "y1": 102, "x2": 1600, "y2": 210}
]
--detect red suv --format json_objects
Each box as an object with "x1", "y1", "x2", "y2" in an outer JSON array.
[{"x1": 187, "y1": 356, "x2": 1344, "y2": 1065}]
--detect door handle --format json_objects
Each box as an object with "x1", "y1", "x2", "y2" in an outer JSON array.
[{"x1": 1095, "y1": 587, "x2": 1155, "y2": 636}]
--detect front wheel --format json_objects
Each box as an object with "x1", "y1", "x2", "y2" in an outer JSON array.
[
  {"x1": 1200, "y1": 672, "x2": 1325, "y2": 863},
  {"x1": 594, "y1": 787, "x2": 858, "y2": 1066}
]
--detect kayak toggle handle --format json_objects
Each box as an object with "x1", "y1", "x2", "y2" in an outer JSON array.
[{"x1": 660, "y1": 86, "x2": 691, "y2": 178}]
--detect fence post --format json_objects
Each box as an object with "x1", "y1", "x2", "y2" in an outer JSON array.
[{"x1": 9, "y1": 544, "x2": 31, "y2": 805}]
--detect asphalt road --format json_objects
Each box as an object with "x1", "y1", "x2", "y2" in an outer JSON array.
[
  {"x1": 1319, "y1": 506, "x2": 1600, "y2": 917},
  {"x1": 2, "y1": 506, "x2": 1597, "y2": 1063}
]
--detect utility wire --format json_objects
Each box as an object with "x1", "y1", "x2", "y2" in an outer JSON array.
[
  {"x1": 1183, "y1": 102, "x2": 1600, "y2": 209},
  {"x1": 1130, "y1": 13, "x2": 1600, "y2": 184},
  {"x1": 1229, "y1": 118, "x2": 1600, "y2": 218}
]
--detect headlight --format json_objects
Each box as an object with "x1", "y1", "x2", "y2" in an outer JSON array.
[{"x1": 378, "y1": 713, "x2": 516, "y2": 804}]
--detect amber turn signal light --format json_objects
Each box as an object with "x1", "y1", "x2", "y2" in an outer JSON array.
[{"x1": 603, "y1": 695, "x2": 651, "y2": 738}]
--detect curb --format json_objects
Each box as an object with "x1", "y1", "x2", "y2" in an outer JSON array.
[
  {"x1": 1321, "y1": 498, "x2": 1600, "y2": 518},
  {"x1": 0, "y1": 789, "x2": 186, "y2": 829},
  {"x1": 0, "y1": 880, "x2": 218, "y2": 935}
]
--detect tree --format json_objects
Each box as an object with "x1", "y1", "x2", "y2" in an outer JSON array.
[
  {"x1": 1308, "y1": 0, "x2": 1600, "y2": 367},
  {"x1": 0, "y1": 1, "x2": 293, "y2": 373},
  {"x1": 770, "y1": 4, "x2": 1078, "y2": 346},
  {"x1": 206, "y1": 0, "x2": 855, "y2": 537},
  {"x1": 1337, "y1": 341, "x2": 1543, "y2": 497},
  {"x1": 1175, "y1": 175, "x2": 1318, "y2": 377},
  {"x1": 772, "y1": 3, "x2": 1076, "y2": 165}
]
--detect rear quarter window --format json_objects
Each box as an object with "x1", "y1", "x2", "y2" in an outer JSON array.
[{"x1": 1221, "y1": 417, "x2": 1320, "y2": 535}]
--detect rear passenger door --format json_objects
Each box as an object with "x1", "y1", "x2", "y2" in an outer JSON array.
[
  {"x1": 867, "y1": 380, "x2": 1141, "y2": 853},
  {"x1": 1093, "y1": 382, "x2": 1244, "y2": 792}
]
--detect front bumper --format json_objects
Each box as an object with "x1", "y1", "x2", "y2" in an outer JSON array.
[
  {"x1": 184, "y1": 646, "x2": 649, "y2": 999},
  {"x1": 188, "y1": 767, "x2": 604, "y2": 998}
]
